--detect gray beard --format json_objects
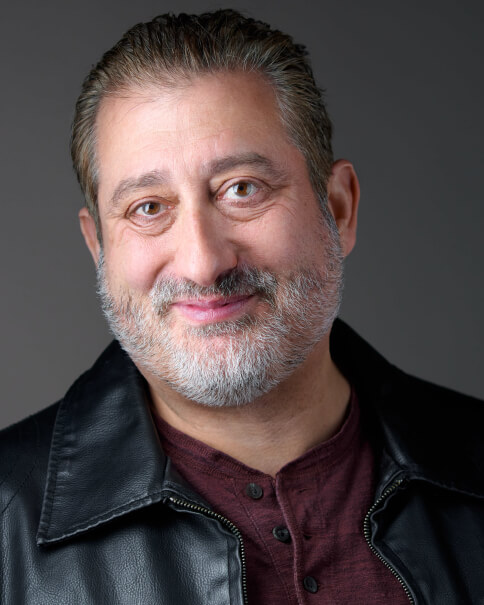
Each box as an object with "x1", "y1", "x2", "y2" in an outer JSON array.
[{"x1": 97, "y1": 224, "x2": 344, "y2": 407}]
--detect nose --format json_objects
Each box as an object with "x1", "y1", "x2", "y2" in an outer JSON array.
[{"x1": 171, "y1": 205, "x2": 238, "y2": 287}]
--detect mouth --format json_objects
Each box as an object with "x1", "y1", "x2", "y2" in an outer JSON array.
[{"x1": 171, "y1": 294, "x2": 255, "y2": 324}]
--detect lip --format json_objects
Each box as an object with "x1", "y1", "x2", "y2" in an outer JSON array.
[{"x1": 171, "y1": 294, "x2": 254, "y2": 324}]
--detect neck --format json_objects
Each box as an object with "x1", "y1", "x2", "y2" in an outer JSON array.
[{"x1": 146, "y1": 335, "x2": 350, "y2": 477}]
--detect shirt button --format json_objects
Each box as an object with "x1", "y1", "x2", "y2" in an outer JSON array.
[
  {"x1": 303, "y1": 576, "x2": 318, "y2": 593},
  {"x1": 272, "y1": 525, "x2": 291, "y2": 543},
  {"x1": 245, "y1": 483, "x2": 263, "y2": 500}
]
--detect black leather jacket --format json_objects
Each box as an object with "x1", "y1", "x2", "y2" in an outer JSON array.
[{"x1": 1, "y1": 320, "x2": 483, "y2": 604}]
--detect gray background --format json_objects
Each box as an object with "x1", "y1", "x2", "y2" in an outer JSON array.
[{"x1": 1, "y1": 0, "x2": 482, "y2": 428}]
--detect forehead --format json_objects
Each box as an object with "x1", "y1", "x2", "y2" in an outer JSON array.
[
  {"x1": 98, "y1": 69, "x2": 282, "y2": 117},
  {"x1": 96, "y1": 71, "x2": 286, "y2": 144},
  {"x1": 95, "y1": 72, "x2": 298, "y2": 200}
]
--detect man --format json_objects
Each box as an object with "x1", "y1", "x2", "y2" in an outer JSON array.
[{"x1": 1, "y1": 9, "x2": 483, "y2": 604}]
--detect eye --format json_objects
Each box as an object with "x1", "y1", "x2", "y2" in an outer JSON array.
[
  {"x1": 128, "y1": 198, "x2": 173, "y2": 233},
  {"x1": 134, "y1": 201, "x2": 163, "y2": 216},
  {"x1": 224, "y1": 181, "x2": 258, "y2": 200}
]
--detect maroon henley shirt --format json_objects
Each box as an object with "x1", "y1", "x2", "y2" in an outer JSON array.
[{"x1": 154, "y1": 392, "x2": 409, "y2": 604}]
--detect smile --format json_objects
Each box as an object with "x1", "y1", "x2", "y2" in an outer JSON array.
[{"x1": 171, "y1": 294, "x2": 255, "y2": 324}]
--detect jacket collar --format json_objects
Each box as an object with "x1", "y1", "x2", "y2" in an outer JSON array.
[
  {"x1": 38, "y1": 321, "x2": 484, "y2": 545},
  {"x1": 330, "y1": 320, "x2": 484, "y2": 498},
  {"x1": 37, "y1": 342, "x2": 203, "y2": 546}
]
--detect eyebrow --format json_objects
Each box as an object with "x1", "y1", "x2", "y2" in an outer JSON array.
[
  {"x1": 108, "y1": 152, "x2": 288, "y2": 209},
  {"x1": 109, "y1": 170, "x2": 168, "y2": 210},
  {"x1": 204, "y1": 152, "x2": 287, "y2": 181}
]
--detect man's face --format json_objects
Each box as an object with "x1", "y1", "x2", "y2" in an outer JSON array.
[{"x1": 89, "y1": 72, "x2": 345, "y2": 406}]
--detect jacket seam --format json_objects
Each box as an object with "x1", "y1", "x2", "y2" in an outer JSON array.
[
  {"x1": 0, "y1": 455, "x2": 21, "y2": 491},
  {"x1": 1, "y1": 414, "x2": 41, "y2": 515},
  {"x1": 1, "y1": 461, "x2": 37, "y2": 515}
]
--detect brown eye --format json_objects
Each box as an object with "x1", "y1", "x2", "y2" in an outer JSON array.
[
  {"x1": 235, "y1": 182, "x2": 250, "y2": 195},
  {"x1": 135, "y1": 201, "x2": 162, "y2": 216},
  {"x1": 225, "y1": 181, "x2": 257, "y2": 200}
]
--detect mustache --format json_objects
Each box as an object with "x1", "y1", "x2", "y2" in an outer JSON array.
[{"x1": 150, "y1": 265, "x2": 279, "y2": 315}]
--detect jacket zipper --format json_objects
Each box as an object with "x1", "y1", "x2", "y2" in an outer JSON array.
[
  {"x1": 167, "y1": 495, "x2": 248, "y2": 605},
  {"x1": 363, "y1": 477, "x2": 415, "y2": 604}
]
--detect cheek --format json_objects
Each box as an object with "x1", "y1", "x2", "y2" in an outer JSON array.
[
  {"x1": 104, "y1": 234, "x2": 164, "y2": 292},
  {"x1": 246, "y1": 205, "x2": 325, "y2": 272}
]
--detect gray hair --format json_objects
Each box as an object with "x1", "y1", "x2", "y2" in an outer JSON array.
[{"x1": 71, "y1": 9, "x2": 334, "y2": 240}]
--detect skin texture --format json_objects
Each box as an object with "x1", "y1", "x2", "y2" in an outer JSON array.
[{"x1": 80, "y1": 72, "x2": 360, "y2": 475}]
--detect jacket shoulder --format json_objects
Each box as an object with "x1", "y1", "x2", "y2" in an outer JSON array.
[
  {"x1": 394, "y1": 365, "x2": 483, "y2": 414},
  {"x1": 331, "y1": 320, "x2": 484, "y2": 493},
  {"x1": 332, "y1": 319, "x2": 484, "y2": 419},
  {"x1": 393, "y1": 368, "x2": 484, "y2": 462},
  {"x1": 383, "y1": 358, "x2": 484, "y2": 433}
]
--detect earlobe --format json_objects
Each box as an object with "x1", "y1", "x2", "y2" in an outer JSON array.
[
  {"x1": 79, "y1": 207, "x2": 101, "y2": 265},
  {"x1": 326, "y1": 160, "x2": 360, "y2": 257}
]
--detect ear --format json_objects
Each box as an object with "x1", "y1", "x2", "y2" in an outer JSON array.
[
  {"x1": 326, "y1": 159, "x2": 360, "y2": 257},
  {"x1": 79, "y1": 207, "x2": 101, "y2": 265}
]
